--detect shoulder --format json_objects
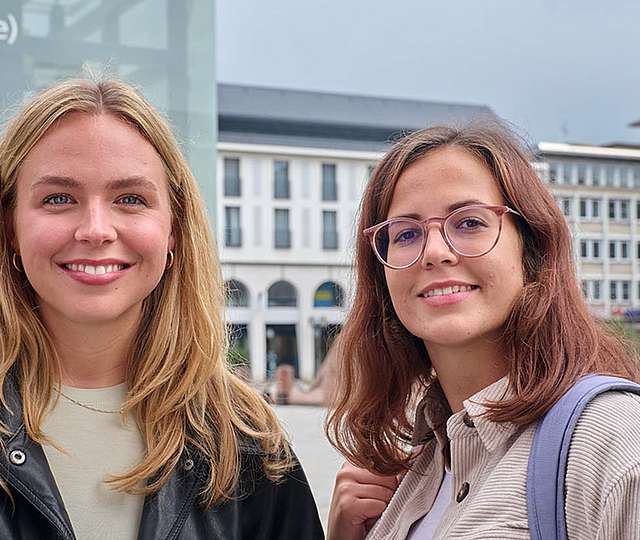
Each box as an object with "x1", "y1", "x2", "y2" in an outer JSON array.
[
  {"x1": 231, "y1": 441, "x2": 324, "y2": 539},
  {"x1": 565, "y1": 390, "x2": 640, "y2": 536}
]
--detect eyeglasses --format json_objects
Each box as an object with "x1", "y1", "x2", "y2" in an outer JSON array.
[{"x1": 363, "y1": 204, "x2": 522, "y2": 270}]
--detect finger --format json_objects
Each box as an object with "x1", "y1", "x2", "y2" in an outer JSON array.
[
  {"x1": 334, "y1": 482, "x2": 396, "y2": 504},
  {"x1": 338, "y1": 463, "x2": 400, "y2": 490},
  {"x1": 343, "y1": 498, "x2": 388, "y2": 525}
]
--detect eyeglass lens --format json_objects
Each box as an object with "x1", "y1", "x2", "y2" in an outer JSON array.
[{"x1": 374, "y1": 207, "x2": 502, "y2": 267}]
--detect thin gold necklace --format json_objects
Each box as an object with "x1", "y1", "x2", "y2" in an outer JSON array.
[{"x1": 56, "y1": 388, "x2": 123, "y2": 414}]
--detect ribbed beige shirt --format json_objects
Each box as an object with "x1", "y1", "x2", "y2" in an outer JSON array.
[
  {"x1": 42, "y1": 384, "x2": 146, "y2": 540},
  {"x1": 367, "y1": 377, "x2": 640, "y2": 539}
]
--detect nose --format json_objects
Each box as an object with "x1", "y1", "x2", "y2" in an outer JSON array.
[
  {"x1": 74, "y1": 202, "x2": 117, "y2": 246},
  {"x1": 419, "y1": 223, "x2": 458, "y2": 269}
]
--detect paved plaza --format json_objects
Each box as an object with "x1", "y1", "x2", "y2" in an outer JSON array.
[{"x1": 275, "y1": 405, "x2": 344, "y2": 528}]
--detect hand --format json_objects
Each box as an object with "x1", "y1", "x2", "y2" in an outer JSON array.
[{"x1": 326, "y1": 462, "x2": 400, "y2": 540}]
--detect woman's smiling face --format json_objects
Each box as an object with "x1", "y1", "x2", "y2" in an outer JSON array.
[
  {"x1": 12, "y1": 112, "x2": 175, "y2": 329},
  {"x1": 383, "y1": 145, "x2": 525, "y2": 350}
]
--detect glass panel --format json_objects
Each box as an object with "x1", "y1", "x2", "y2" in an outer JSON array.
[
  {"x1": 224, "y1": 207, "x2": 241, "y2": 247},
  {"x1": 0, "y1": 1, "x2": 217, "y2": 220},
  {"x1": 322, "y1": 163, "x2": 337, "y2": 201},
  {"x1": 224, "y1": 158, "x2": 241, "y2": 197},
  {"x1": 226, "y1": 280, "x2": 249, "y2": 307},
  {"x1": 274, "y1": 209, "x2": 291, "y2": 248},
  {"x1": 268, "y1": 281, "x2": 297, "y2": 307},
  {"x1": 274, "y1": 160, "x2": 290, "y2": 199},
  {"x1": 322, "y1": 210, "x2": 338, "y2": 249},
  {"x1": 579, "y1": 199, "x2": 587, "y2": 218},
  {"x1": 314, "y1": 282, "x2": 344, "y2": 307}
]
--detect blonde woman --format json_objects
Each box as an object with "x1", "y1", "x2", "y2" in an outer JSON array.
[{"x1": 0, "y1": 79, "x2": 323, "y2": 539}]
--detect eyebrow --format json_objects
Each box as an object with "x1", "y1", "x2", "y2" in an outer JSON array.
[
  {"x1": 392, "y1": 199, "x2": 490, "y2": 220},
  {"x1": 31, "y1": 175, "x2": 158, "y2": 192}
]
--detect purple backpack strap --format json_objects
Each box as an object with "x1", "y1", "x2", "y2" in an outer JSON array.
[{"x1": 526, "y1": 374, "x2": 640, "y2": 540}]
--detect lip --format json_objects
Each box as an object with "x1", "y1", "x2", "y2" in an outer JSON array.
[
  {"x1": 418, "y1": 280, "x2": 479, "y2": 307},
  {"x1": 57, "y1": 258, "x2": 134, "y2": 286}
]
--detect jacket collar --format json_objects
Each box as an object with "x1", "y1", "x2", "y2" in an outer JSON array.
[{"x1": 412, "y1": 376, "x2": 518, "y2": 453}]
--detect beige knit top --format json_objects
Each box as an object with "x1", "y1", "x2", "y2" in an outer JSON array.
[{"x1": 366, "y1": 377, "x2": 640, "y2": 539}]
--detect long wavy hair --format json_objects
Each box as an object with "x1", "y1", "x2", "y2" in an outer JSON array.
[
  {"x1": 327, "y1": 123, "x2": 640, "y2": 474},
  {"x1": 0, "y1": 79, "x2": 291, "y2": 506}
]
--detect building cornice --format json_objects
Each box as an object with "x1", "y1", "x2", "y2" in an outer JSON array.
[
  {"x1": 217, "y1": 141, "x2": 384, "y2": 161},
  {"x1": 538, "y1": 142, "x2": 640, "y2": 160}
]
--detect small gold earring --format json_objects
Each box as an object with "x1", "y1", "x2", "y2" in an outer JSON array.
[
  {"x1": 12, "y1": 253, "x2": 23, "y2": 273},
  {"x1": 166, "y1": 250, "x2": 174, "y2": 270}
]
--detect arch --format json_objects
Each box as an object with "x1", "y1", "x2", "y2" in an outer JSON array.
[
  {"x1": 268, "y1": 280, "x2": 298, "y2": 307},
  {"x1": 225, "y1": 279, "x2": 250, "y2": 307},
  {"x1": 313, "y1": 281, "x2": 344, "y2": 308}
]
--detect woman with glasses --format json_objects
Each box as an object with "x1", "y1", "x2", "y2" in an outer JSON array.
[
  {"x1": 0, "y1": 79, "x2": 323, "y2": 539},
  {"x1": 325, "y1": 124, "x2": 640, "y2": 539}
]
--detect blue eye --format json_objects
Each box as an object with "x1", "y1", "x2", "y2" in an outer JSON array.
[
  {"x1": 43, "y1": 194, "x2": 73, "y2": 205},
  {"x1": 392, "y1": 227, "x2": 422, "y2": 245},
  {"x1": 457, "y1": 217, "x2": 487, "y2": 230},
  {"x1": 117, "y1": 194, "x2": 146, "y2": 206}
]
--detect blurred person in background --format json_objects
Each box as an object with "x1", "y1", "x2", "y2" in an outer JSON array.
[
  {"x1": 325, "y1": 124, "x2": 640, "y2": 539},
  {"x1": 0, "y1": 79, "x2": 323, "y2": 539}
]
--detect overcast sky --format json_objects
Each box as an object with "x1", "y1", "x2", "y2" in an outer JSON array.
[{"x1": 217, "y1": 0, "x2": 640, "y2": 146}]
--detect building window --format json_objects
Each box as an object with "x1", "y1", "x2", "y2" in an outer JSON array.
[
  {"x1": 577, "y1": 164, "x2": 586, "y2": 185},
  {"x1": 636, "y1": 200, "x2": 640, "y2": 220},
  {"x1": 274, "y1": 209, "x2": 291, "y2": 248},
  {"x1": 580, "y1": 240, "x2": 588, "y2": 258},
  {"x1": 578, "y1": 198, "x2": 601, "y2": 220},
  {"x1": 608, "y1": 199, "x2": 631, "y2": 221},
  {"x1": 274, "y1": 160, "x2": 290, "y2": 199},
  {"x1": 313, "y1": 281, "x2": 345, "y2": 307},
  {"x1": 224, "y1": 158, "x2": 241, "y2": 197},
  {"x1": 609, "y1": 240, "x2": 631, "y2": 261},
  {"x1": 322, "y1": 210, "x2": 338, "y2": 250},
  {"x1": 224, "y1": 207, "x2": 242, "y2": 247},
  {"x1": 563, "y1": 163, "x2": 573, "y2": 184},
  {"x1": 549, "y1": 162, "x2": 560, "y2": 184},
  {"x1": 623, "y1": 281, "x2": 631, "y2": 301},
  {"x1": 591, "y1": 166, "x2": 601, "y2": 186},
  {"x1": 322, "y1": 163, "x2": 338, "y2": 201},
  {"x1": 610, "y1": 281, "x2": 617, "y2": 301},
  {"x1": 593, "y1": 280, "x2": 601, "y2": 300},
  {"x1": 580, "y1": 239, "x2": 601, "y2": 260},
  {"x1": 555, "y1": 196, "x2": 571, "y2": 217},
  {"x1": 268, "y1": 280, "x2": 297, "y2": 307},
  {"x1": 225, "y1": 280, "x2": 250, "y2": 307}
]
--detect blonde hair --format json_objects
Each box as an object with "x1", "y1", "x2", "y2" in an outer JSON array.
[{"x1": 0, "y1": 79, "x2": 291, "y2": 506}]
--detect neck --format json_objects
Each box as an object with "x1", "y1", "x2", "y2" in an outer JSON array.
[
  {"x1": 426, "y1": 339, "x2": 508, "y2": 413},
  {"x1": 41, "y1": 310, "x2": 140, "y2": 389}
]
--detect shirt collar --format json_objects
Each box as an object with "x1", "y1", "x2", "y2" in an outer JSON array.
[{"x1": 412, "y1": 376, "x2": 519, "y2": 453}]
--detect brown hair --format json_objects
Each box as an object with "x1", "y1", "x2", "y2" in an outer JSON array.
[
  {"x1": 326, "y1": 123, "x2": 639, "y2": 474},
  {"x1": 0, "y1": 79, "x2": 291, "y2": 506}
]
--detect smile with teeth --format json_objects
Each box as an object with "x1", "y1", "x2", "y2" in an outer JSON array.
[
  {"x1": 421, "y1": 285, "x2": 478, "y2": 298},
  {"x1": 63, "y1": 263, "x2": 127, "y2": 275}
]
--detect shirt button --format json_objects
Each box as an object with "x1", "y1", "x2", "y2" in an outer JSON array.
[
  {"x1": 9, "y1": 449, "x2": 26, "y2": 466},
  {"x1": 462, "y1": 413, "x2": 475, "y2": 428},
  {"x1": 456, "y1": 482, "x2": 470, "y2": 503},
  {"x1": 183, "y1": 458, "x2": 194, "y2": 471}
]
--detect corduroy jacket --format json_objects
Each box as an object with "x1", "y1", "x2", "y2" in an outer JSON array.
[
  {"x1": 0, "y1": 376, "x2": 324, "y2": 540},
  {"x1": 367, "y1": 377, "x2": 640, "y2": 539}
]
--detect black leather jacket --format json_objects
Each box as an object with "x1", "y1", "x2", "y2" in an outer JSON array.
[{"x1": 0, "y1": 378, "x2": 325, "y2": 539}]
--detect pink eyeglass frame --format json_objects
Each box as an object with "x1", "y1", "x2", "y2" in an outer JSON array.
[{"x1": 363, "y1": 204, "x2": 523, "y2": 269}]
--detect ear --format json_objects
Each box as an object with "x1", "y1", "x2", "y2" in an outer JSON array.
[{"x1": 168, "y1": 230, "x2": 175, "y2": 252}]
